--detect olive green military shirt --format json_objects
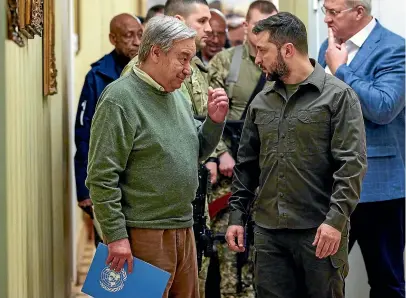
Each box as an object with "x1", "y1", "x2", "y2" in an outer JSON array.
[
  {"x1": 285, "y1": 83, "x2": 300, "y2": 100},
  {"x1": 208, "y1": 42, "x2": 272, "y2": 120},
  {"x1": 229, "y1": 60, "x2": 368, "y2": 233}
]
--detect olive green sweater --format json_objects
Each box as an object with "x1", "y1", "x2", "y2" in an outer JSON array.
[{"x1": 86, "y1": 72, "x2": 224, "y2": 243}]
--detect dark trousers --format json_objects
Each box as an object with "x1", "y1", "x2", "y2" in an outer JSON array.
[
  {"x1": 349, "y1": 198, "x2": 405, "y2": 298},
  {"x1": 253, "y1": 226, "x2": 348, "y2": 298},
  {"x1": 93, "y1": 225, "x2": 103, "y2": 247}
]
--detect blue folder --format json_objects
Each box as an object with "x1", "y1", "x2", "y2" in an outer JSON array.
[{"x1": 82, "y1": 243, "x2": 171, "y2": 297}]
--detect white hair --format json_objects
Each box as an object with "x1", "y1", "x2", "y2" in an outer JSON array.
[
  {"x1": 347, "y1": 0, "x2": 372, "y2": 15},
  {"x1": 138, "y1": 15, "x2": 197, "y2": 62}
]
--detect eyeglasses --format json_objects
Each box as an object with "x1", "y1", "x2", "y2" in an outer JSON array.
[
  {"x1": 207, "y1": 31, "x2": 227, "y2": 39},
  {"x1": 321, "y1": 6, "x2": 354, "y2": 17}
]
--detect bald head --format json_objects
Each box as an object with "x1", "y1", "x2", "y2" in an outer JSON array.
[
  {"x1": 110, "y1": 13, "x2": 140, "y2": 34},
  {"x1": 210, "y1": 9, "x2": 226, "y2": 26},
  {"x1": 109, "y1": 13, "x2": 143, "y2": 59}
]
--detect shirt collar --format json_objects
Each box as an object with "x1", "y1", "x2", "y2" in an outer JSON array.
[
  {"x1": 192, "y1": 56, "x2": 208, "y2": 73},
  {"x1": 268, "y1": 59, "x2": 325, "y2": 95},
  {"x1": 347, "y1": 18, "x2": 377, "y2": 48},
  {"x1": 132, "y1": 61, "x2": 166, "y2": 92},
  {"x1": 299, "y1": 59, "x2": 325, "y2": 92}
]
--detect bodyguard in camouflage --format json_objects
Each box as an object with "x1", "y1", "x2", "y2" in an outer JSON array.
[
  {"x1": 209, "y1": 1, "x2": 277, "y2": 119},
  {"x1": 226, "y1": 13, "x2": 367, "y2": 298},
  {"x1": 207, "y1": 1, "x2": 277, "y2": 297}
]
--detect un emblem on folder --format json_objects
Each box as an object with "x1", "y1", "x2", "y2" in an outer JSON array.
[{"x1": 100, "y1": 266, "x2": 128, "y2": 292}]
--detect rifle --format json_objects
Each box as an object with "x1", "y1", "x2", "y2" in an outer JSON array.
[
  {"x1": 193, "y1": 163, "x2": 213, "y2": 271},
  {"x1": 219, "y1": 119, "x2": 256, "y2": 294},
  {"x1": 195, "y1": 116, "x2": 253, "y2": 294},
  {"x1": 222, "y1": 119, "x2": 244, "y2": 160}
]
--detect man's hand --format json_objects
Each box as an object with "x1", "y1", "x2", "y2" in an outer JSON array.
[
  {"x1": 312, "y1": 223, "x2": 341, "y2": 259},
  {"x1": 219, "y1": 151, "x2": 235, "y2": 177},
  {"x1": 325, "y1": 28, "x2": 348, "y2": 75},
  {"x1": 207, "y1": 87, "x2": 229, "y2": 123},
  {"x1": 78, "y1": 197, "x2": 93, "y2": 217},
  {"x1": 106, "y1": 238, "x2": 133, "y2": 273},
  {"x1": 78, "y1": 197, "x2": 92, "y2": 208},
  {"x1": 225, "y1": 225, "x2": 245, "y2": 252},
  {"x1": 205, "y1": 161, "x2": 218, "y2": 184}
]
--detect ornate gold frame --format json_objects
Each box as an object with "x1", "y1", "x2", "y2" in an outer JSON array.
[
  {"x1": 7, "y1": 0, "x2": 25, "y2": 47},
  {"x1": 43, "y1": 0, "x2": 57, "y2": 95},
  {"x1": 7, "y1": 0, "x2": 57, "y2": 96},
  {"x1": 18, "y1": 0, "x2": 43, "y2": 39}
]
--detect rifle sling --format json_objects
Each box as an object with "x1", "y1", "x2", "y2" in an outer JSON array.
[{"x1": 240, "y1": 71, "x2": 267, "y2": 120}]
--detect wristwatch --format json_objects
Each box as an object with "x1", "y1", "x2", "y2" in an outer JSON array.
[{"x1": 205, "y1": 157, "x2": 219, "y2": 165}]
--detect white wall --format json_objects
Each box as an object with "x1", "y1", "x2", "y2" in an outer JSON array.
[{"x1": 371, "y1": 0, "x2": 406, "y2": 38}]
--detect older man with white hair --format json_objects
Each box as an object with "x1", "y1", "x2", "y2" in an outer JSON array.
[{"x1": 86, "y1": 15, "x2": 229, "y2": 298}]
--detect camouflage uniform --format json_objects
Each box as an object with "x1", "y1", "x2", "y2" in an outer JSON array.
[
  {"x1": 207, "y1": 42, "x2": 272, "y2": 298},
  {"x1": 184, "y1": 56, "x2": 230, "y2": 298}
]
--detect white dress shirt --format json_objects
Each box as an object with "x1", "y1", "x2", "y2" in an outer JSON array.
[{"x1": 325, "y1": 18, "x2": 377, "y2": 74}]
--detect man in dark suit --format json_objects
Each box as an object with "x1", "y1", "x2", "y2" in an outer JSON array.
[{"x1": 318, "y1": 1, "x2": 405, "y2": 297}]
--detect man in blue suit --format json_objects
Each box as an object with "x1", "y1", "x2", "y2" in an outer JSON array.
[
  {"x1": 74, "y1": 13, "x2": 143, "y2": 239},
  {"x1": 318, "y1": 0, "x2": 405, "y2": 297}
]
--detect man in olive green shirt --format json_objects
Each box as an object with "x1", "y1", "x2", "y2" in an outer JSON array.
[{"x1": 225, "y1": 13, "x2": 367, "y2": 298}]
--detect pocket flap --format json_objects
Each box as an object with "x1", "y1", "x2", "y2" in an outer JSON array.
[
  {"x1": 254, "y1": 111, "x2": 276, "y2": 124},
  {"x1": 298, "y1": 109, "x2": 329, "y2": 123}
]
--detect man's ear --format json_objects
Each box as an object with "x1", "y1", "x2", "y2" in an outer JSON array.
[
  {"x1": 355, "y1": 6, "x2": 366, "y2": 21},
  {"x1": 243, "y1": 21, "x2": 249, "y2": 37},
  {"x1": 282, "y1": 43, "x2": 295, "y2": 59},
  {"x1": 109, "y1": 33, "x2": 116, "y2": 47},
  {"x1": 174, "y1": 14, "x2": 185, "y2": 22},
  {"x1": 150, "y1": 45, "x2": 162, "y2": 63}
]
